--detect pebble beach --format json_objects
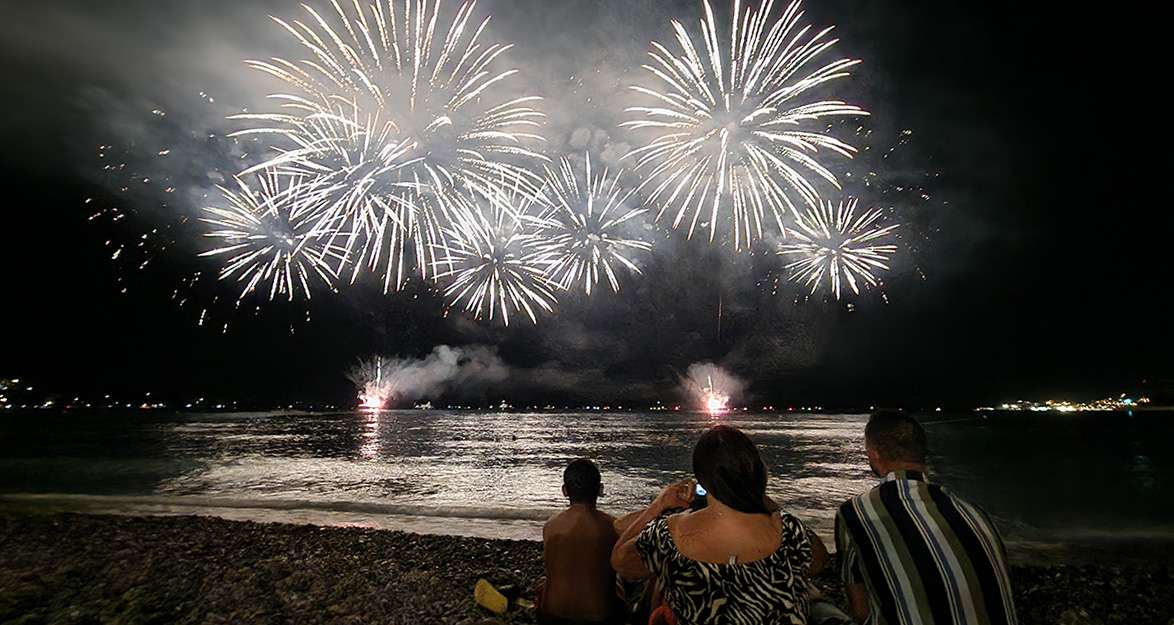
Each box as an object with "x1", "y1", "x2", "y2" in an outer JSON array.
[{"x1": 2, "y1": 513, "x2": 1172, "y2": 625}]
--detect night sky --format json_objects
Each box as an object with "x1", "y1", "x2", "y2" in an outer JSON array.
[{"x1": 1, "y1": 0, "x2": 1170, "y2": 407}]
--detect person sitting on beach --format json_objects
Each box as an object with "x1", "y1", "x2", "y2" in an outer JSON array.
[
  {"x1": 611, "y1": 425, "x2": 828, "y2": 625},
  {"x1": 834, "y1": 411, "x2": 1018, "y2": 625},
  {"x1": 537, "y1": 458, "x2": 623, "y2": 625}
]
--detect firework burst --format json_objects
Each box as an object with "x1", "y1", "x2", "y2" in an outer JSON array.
[
  {"x1": 347, "y1": 356, "x2": 392, "y2": 409},
  {"x1": 777, "y1": 197, "x2": 898, "y2": 299},
  {"x1": 536, "y1": 154, "x2": 652, "y2": 295},
  {"x1": 623, "y1": 0, "x2": 867, "y2": 249},
  {"x1": 703, "y1": 381, "x2": 730, "y2": 414},
  {"x1": 200, "y1": 171, "x2": 343, "y2": 302},
  {"x1": 433, "y1": 182, "x2": 558, "y2": 325},
  {"x1": 231, "y1": 0, "x2": 546, "y2": 291}
]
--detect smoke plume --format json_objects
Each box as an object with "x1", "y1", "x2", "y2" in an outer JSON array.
[
  {"x1": 347, "y1": 345, "x2": 508, "y2": 407},
  {"x1": 681, "y1": 362, "x2": 747, "y2": 410}
]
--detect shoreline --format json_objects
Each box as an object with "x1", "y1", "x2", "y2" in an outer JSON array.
[
  {"x1": 2, "y1": 511, "x2": 1173, "y2": 625},
  {"x1": 5, "y1": 493, "x2": 1174, "y2": 567}
]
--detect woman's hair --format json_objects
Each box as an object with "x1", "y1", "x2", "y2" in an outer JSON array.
[{"x1": 692, "y1": 425, "x2": 769, "y2": 514}]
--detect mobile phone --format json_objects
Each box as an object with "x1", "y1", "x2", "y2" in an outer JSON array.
[{"x1": 690, "y1": 482, "x2": 708, "y2": 511}]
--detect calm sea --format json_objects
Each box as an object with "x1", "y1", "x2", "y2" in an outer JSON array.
[{"x1": 1, "y1": 410, "x2": 1171, "y2": 554}]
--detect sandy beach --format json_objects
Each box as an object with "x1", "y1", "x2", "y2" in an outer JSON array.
[{"x1": 2, "y1": 512, "x2": 1172, "y2": 625}]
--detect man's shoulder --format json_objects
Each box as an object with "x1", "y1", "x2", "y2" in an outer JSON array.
[
  {"x1": 544, "y1": 509, "x2": 571, "y2": 533},
  {"x1": 838, "y1": 481, "x2": 998, "y2": 536},
  {"x1": 546, "y1": 506, "x2": 614, "y2": 529},
  {"x1": 837, "y1": 482, "x2": 887, "y2": 516},
  {"x1": 929, "y1": 486, "x2": 997, "y2": 528},
  {"x1": 910, "y1": 480, "x2": 984, "y2": 512},
  {"x1": 592, "y1": 509, "x2": 618, "y2": 534},
  {"x1": 594, "y1": 508, "x2": 617, "y2": 524}
]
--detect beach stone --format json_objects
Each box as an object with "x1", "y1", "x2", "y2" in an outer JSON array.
[
  {"x1": 4, "y1": 512, "x2": 1174, "y2": 625},
  {"x1": 1058, "y1": 607, "x2": 1103, "y2": 625}
]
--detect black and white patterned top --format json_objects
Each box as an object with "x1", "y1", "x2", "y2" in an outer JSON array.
[{"x1": 635, "y1": 512, "x2": 813, "y2": 625}]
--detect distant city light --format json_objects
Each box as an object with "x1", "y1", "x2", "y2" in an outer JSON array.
[{"x1": 982, "y1": 395, "x2": 1152, "y2": 413}]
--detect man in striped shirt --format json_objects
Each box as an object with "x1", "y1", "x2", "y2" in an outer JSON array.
[{"x1": 834, "y1": 412, "x2": 1017, "y2": 625}]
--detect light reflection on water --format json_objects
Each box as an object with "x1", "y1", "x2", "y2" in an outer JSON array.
[{"x1": 1, "y1": 410, "x2": 1172, "y2": 543}]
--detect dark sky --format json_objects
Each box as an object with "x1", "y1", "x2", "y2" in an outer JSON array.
[{"x1": 1, "y1": 0, "x2": 1170, "y2": 407}]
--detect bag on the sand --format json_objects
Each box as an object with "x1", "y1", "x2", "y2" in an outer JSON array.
[{"x1": 474, "y1": 568, "x2": 529, "y2": 614}]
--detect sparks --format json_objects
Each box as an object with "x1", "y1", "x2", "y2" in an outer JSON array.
[
  {"x1": 432, "y1": 181, "x2": 559, "y2": 325},
  {"x1": 703, "y1": 376, "x2": 730, "y2": 414},
  {"x1": 199, "y1": 171, "x2": 342, "y2": 302},
  {"x1": 777, "y1": 197, "x2": 898, "y2": 299},
  {"x1": 536, "y1": 154, "x2": 652, "y2": 295},
  {"x1": 622, "y1": 0, "x2": 867, "y2": 249},
  {"x1": 231, "y1": 0, "x2": 547, "y2": 293},
  {"x1": 360, "y1": 392, "x2": 388, "y2": 410},
  {"x1": 349, "y1": 356, "x2": 392, "y2": 410}
]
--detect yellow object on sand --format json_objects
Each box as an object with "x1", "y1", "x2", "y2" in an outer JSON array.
[{"x1": 474, "y1": 578, "x2": 509, "y2": 614}]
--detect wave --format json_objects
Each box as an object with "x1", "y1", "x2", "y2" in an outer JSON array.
[{"x1": 0, "y1": 492, "x2": 558, "y2": 522}]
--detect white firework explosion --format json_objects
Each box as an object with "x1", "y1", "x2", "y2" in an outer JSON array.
[
  {"x1": 231, "y1": 0, "x2": 546, "y2": 291},
  {"x1": 777, "y1": 197, "x2": 898, "y2": 299},
  {"x1": 200, "y1": 171, "x2": 343, "y2": 302},
  {"x1": 432, "y1": 181, "x2": 558, "y2": 325},
  {"x1": 536, "y1": 154, "x2": 652, "y2": 295},
  {"x1": 623, "y1": 0, "x2": 868, "y2": 249},
  {"x1": 347, "y1": 355, "x2": 393, "y2": 409}
]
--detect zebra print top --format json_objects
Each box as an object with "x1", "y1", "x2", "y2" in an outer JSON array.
[{"x1": 635, "y1": 512, "x2": 814, "y2": 625}]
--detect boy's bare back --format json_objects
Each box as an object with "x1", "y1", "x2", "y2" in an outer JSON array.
[{"x1": 541, "y1": 505, "x2": 620, "y2": 623}]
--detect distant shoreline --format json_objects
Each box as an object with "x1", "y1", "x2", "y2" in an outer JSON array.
[
  {"x1": 2, "y1": 511, "x2": 1171, "y2": 625},
  {"x1": 3, "y1": 406, "x2": 1171, "y2": 415}
]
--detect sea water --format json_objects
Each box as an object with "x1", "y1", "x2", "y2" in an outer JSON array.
[{"x1": 1, "y1": 410, "x2": 1171, "y2": 553}]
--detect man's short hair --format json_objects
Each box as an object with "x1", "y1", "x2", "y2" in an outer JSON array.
[
  {"x1": 865, "y1": 411, "x2": 928, "y2": 463},
  {"x1": 563, "y1": 458, "x2": 601, "y2": 504}
]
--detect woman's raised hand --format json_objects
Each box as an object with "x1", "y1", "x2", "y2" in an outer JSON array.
[{"x1": 654, "y1": 478, "x2": 696, "y2": 512}]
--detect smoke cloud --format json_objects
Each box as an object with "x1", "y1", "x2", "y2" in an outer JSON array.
[
  {"x1": 681, "y1": 362, "x2": 747, "y2": 409},
  {"x1": 347, "y1": 345, "x2": 509, "y2": 406}
]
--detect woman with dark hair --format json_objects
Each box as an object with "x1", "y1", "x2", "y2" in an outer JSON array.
[{"x1": 611, "y1": 425, "x2": 828, "y2": 625}]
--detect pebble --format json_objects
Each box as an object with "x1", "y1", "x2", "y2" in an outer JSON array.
[
  {"x1": 1058, "y1": 607, "x2": 1103, "y2": 625},
  {"x1": 1, "y1": 512, "x2": 1171, "y2": 625}
]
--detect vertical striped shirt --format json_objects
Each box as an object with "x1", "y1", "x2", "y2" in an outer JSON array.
[{"x1": 834, "y1": 470, "x2": 1017, "y2": 625}]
